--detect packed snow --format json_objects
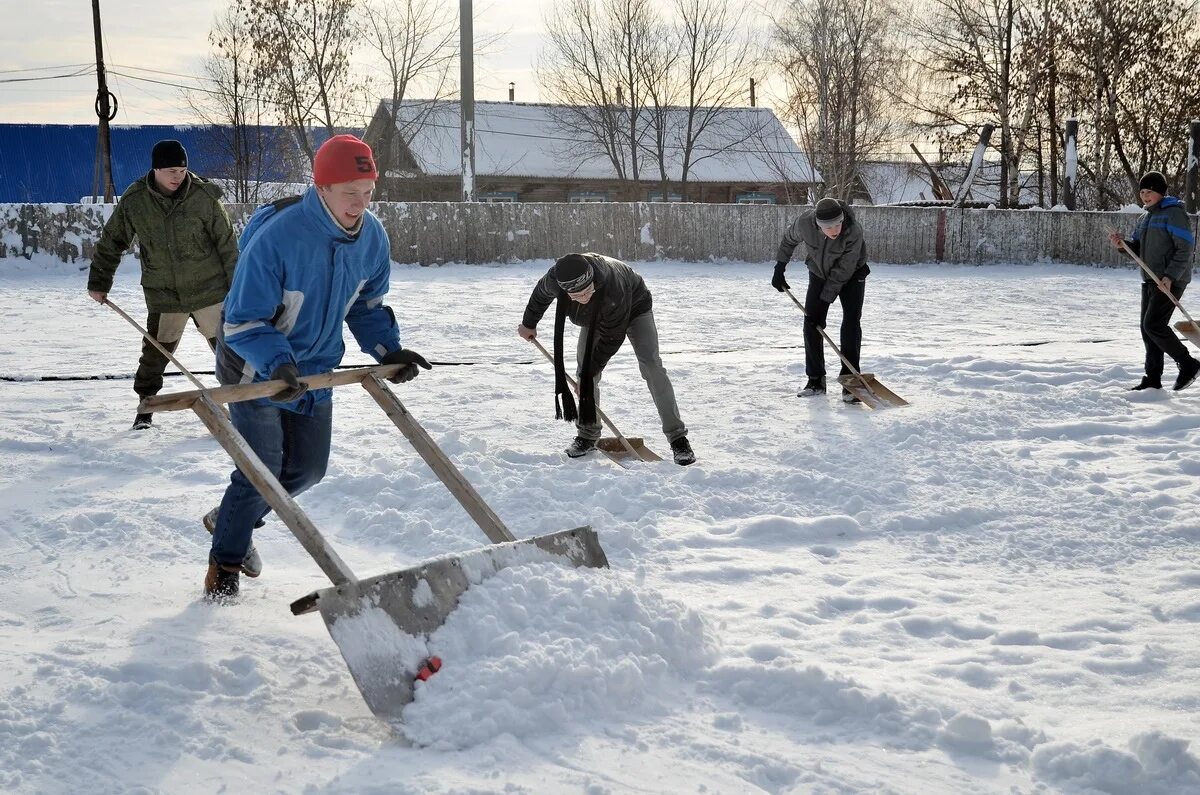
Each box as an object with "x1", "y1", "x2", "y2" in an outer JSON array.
[{"x1": 1, "y1": 254, "x2": 1199, "y2": 794}]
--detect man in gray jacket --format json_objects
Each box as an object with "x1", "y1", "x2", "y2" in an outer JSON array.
[
  {"x1": 518, "y1": 253, "x2": 695, "y2": 465},
  {"x1": 772, "y1": 197, "x2": 870, "y2": 401},
  {"x1": 1108, "y1": 171, "x2": 1198, "y2": 391}
]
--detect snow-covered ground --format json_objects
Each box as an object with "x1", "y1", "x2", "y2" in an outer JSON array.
[{"x1": 1, "y1": 256, "x2": 1199, "y2": 794}]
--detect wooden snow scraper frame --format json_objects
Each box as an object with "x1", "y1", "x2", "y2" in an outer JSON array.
[{"x1": 123, "y1": 308, "x2": 609, "y2": 724}]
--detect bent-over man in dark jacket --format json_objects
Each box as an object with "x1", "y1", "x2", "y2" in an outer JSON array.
[
  {"x1": 772, "y1": 197, "x2": 871, "y2": 402},
  {"x1": 87, "y1": 140, "x2": 239, "y2": 429},
  {"x1": 518, "y1": 253, "x2": 695, "y2": 465},
  {"x1": 1108, "y1": 170, "x2": 1198, "y2": 392}
]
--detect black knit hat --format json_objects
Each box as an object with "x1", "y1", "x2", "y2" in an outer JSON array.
[
  {"x1": 151, "y1": 140, "x2": 188, "y2": 170},
  {"x1": 555, "y1": 254, "x2": 594, "y2": 292},
  {"x1": 814, "y1": 197, "x2": 844, "y2": 229},
  {"x1": 1138, "y1": 171, "x2": 1168, "y2": 195}
]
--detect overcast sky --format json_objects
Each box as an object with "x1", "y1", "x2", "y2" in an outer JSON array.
[{"x1": 1, "y1": 0, "x2": 776, "y2": 126}]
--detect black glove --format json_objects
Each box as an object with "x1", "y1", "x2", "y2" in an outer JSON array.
[
  {"x1": 381, "y1": 348, "x2": 432, "y2": 384},
  {"x1": 771, "y1": 262, "x2": 790, "y2": 292},
  {"x1": 268, "y1": 362, "x2": 307, "y2": 403}
]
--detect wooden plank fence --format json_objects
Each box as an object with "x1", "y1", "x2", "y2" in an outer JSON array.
[{"x1": 2, "y1": 201, "x2": 1196, "y2": 269}]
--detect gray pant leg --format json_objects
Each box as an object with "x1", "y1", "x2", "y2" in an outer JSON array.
[
  {"x1": 575, "y1": 327, "x2": 603, "y2": 440},
  {"x1": 626, "y1": 311, "x2": 687, "y2": 443}
]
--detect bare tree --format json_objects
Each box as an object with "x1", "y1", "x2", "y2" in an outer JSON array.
[
  {"x1": 538, "y1": 0, "x2": 626, "y2": 182},
  {"x1": 187, "y1": 1, "x2": 303, "y2": 203},
  {"x1": 907, "y1": 0, "x2": 1047, "y2": 208},
  {"x1": 1059, "y1": 0, "x2": 1200, "y2": 205},
  {"x1": 358, "y1": 0, "x2": 459, "y2": 198},
  {"x1": 248, "y1": 0, "x2": 363, "y2": 162},
  {"x1": 669, "y1": 0, "x2": 758, "y2": 199},
  {"x1": 540, "y1": 0, "x2": 759, "y2": 200},
  {"x1": 774, "y1": 0, "x2": 908, "y2": 200}
]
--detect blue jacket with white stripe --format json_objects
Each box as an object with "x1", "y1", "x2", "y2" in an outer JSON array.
[
  {"x1": 1127, "y1": 196, "x2": 1196, "y2": 285},
  {"x1": 215, "y1": 186, "x2": 402, "y2": 414}
]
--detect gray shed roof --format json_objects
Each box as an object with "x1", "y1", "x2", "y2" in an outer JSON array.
[{"x1": 379, "y1": 100, "x2": 819, "y2": 184}]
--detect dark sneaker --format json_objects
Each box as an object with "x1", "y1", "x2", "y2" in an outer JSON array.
[
  {"x1": 565, "y1": 436, "x2": 597, "y2": 458},
  {"x1": 203, "y1": 508, "x2": 264, "y2": 578},
  {"x1": 204, "y1": 556, "x2": 240, "y2": 601},
  {"x1": 1131, "y1": 376, "x2": 1163, "y2": 391},
  {"x1": 797, "y1": 377, "x2": 826, "y2": 397},
  {"x1": 132, "y1": 412, "x2": 153, "y2": 430},
  {"x1": 670, "y1": 436, "x2": 696, "y2": 466},
  {"x1": 1174, "y1": 357, "x2": 1200, "y2": 391},
  {"x1": 842, "y1": 387, "x2": 862, "y2": 404}
]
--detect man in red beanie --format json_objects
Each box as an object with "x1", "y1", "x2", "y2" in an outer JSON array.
[{"x1": 203, "y1": 134, "x2": 430, "y2": 600}]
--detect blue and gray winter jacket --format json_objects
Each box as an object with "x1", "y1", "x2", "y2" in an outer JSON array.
[
  {"x1": 216, "y1": 186, "x2": 402, "y2": 414},
  {"x1": 1126, "y1": 196, "x2": 1196, "y2": 285}
]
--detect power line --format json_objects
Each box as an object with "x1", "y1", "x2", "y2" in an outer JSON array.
[
  {"x1": 0, "y1": 63, "x2": 93, "y2": 75},
  {"x1": 0, "y1": 67, "x2": 94, "y2": 84}
]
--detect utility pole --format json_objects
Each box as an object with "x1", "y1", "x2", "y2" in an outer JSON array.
[
  {"x1": 91, "y1": 0, "x2": 117, "y2": 203},
  {"x1": 1186, "y1": 120, "x2": 1199, "y2": 214},
  {"x1": 1063, "y1": 117, "x2": 1078, "y2": 210},
  {"x1": 459, "y1": 0, "x2": 476, "y2": 202}
]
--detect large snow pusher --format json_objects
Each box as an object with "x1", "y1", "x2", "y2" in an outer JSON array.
[{"x1": 140, "y1": 365, "x2": 608, "y2": 723}]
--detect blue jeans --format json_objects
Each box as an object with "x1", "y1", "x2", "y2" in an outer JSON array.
[{"x1": 210, "y1": 399, "x2": 332, "y2": 567}]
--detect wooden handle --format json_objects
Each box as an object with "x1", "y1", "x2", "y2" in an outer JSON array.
[
  {"x1": 191, "y1": 394, "x2": 357, "y2": 586},
  {"x1": 783, "y1": 288, "x2": 875, "y2": 394},
  {"x1": 140, "y1": 364, "x2": 406, "y2": 413},
  {"x1": 104, "y1": 299, "x2": 208, "y2": 391},
  {"x1": 528, "y1": 337, "x2": 640, "y2": 458},
  {"x1": 1115, "y1": 238, "x2": 1197, "y2": 326},
  {"x1": 361, "y1": 374, "x2": 515, "y2": 544}
]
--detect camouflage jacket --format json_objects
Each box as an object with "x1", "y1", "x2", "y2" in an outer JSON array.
[{"x1": 88, "y1": 172, "x2": 239, "y2": 313}]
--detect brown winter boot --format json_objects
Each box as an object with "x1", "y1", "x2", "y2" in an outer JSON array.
[{"x1": 204, "y1": 556, "x2": 241, "y2": 601}]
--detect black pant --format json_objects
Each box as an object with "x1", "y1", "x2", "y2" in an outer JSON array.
[
  {"x1": 133, "y1": 313, "x2": 217, "y2": 398},
  {"x1": 1140, "y1": 281, "x2": 1189, "y2": 381},
  {"x1": 803, "y1": 271, "x2": 866, "y2": 379}
]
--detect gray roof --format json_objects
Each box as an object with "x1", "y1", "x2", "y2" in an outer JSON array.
[{"x1": 381, "y1": 100, "x2": 820, "y2": 184}]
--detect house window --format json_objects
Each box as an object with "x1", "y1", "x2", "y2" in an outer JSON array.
[
  {"x1": 481, "y1": 191, "x2": 519, "y2": 203},
  {"x1": 735, "y1": 191, "x2": 777, "y2": 205},
  {"x1": 568, "y1": 191, "x2": 608, "y2": 203},
  {"x1": 647, "y1": 191, "x2": 683, "y2": 202}
]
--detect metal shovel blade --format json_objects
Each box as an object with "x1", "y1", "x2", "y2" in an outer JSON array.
[
  {"x1": 1175, "y1": 320, "x2": 1200, "y2": 349},
  {"x1": 596, "y1": 436, "x2": 662, "y2": 462},
  {"x1": 289, "y1": 525, "x2": 608, "y2": 723},
  {"x1": 837, "y1": 373, "x2": 910, "y2": 409}
]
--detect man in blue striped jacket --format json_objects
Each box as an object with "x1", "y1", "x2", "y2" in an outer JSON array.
[
  {"x1": 204, "y1": 135, "x2": 430, "y2": 600},
  {"x1": 1109, "y1": 171, "x2": 1198, "y2": 392}
]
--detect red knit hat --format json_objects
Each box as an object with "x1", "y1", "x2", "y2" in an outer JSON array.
[{"x1": 312, "y1": 135, "x2": 378, "y2": 186}]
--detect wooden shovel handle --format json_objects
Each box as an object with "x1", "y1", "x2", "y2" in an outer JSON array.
[
  {"x1": 783, "y1": 288, "x2": 876, "y2": 395},
  {"x1": 103, "y1": 299, "x2": 208, "y2": 391},
  {"x1": 1114, "y1": 237, "x2": 1198, "y2": 327},
  {"x1": 528, "y1": 337, "x2": 640, "y2": 459}
]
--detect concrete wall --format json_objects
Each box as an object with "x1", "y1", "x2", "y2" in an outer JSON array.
[{"x1": 2, "y1": 201, "x2": 1196, "y2": 269}]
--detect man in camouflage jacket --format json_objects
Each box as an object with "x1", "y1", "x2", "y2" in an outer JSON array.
[{"x1": 87, "y1": 140, "x2": 239, "y2": 428}]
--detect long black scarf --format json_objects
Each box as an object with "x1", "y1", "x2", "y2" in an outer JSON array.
[{"x1": 553, "y1": 291, "x2": 601, "y2": 426}]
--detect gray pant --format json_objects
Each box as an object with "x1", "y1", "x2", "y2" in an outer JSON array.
[{"x1": 576, "y1": 310, "x2": 687, "y2": 443}]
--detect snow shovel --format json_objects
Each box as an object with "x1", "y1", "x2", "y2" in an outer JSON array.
[
  {"x1": 1113, "y1": 237, "x2": 1200, "y2": 349},
  {"x1": 782, "y1": 288, "x2": 909, "y2": 409},
  {"x1": 137, "y1": 364, "x2": 609, "y2": 724},
  {"x1": 527, "y1": 337, "x2": 662, "y2": 463}
]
